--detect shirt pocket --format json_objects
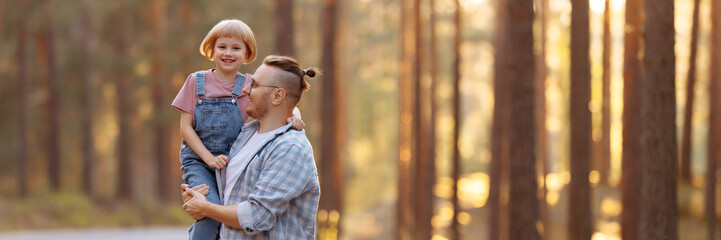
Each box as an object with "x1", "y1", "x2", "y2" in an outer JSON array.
[{"x1": 200, "y1": 108, "x2": 231, "y2": 130}]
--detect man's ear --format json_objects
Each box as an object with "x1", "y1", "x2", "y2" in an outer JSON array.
[{"x1": 272, "y1": 89, "x2": 286, "y2": 105}]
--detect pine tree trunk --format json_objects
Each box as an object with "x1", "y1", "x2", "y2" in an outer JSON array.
[
  {"x1": 427, "y1": 0, "x2": 439, "y2": 237},
  {"x1": 621, "y1": 0, "x2": 644, "y2": 238},
  {"x1": 275, "y1": 0, "x2": 294, "y2": 56},
  {"x1": 150, "y1": 0, "x2": 172, "y2": 202},
  {"x1": 680, "y1": 0, "x2": 701, "y2": 183},
  {"x1": 706, "y1": 0, "x2": 720, "y2": 238},
  {"x1": 319, "y1": 0, "x2": 344, "y2": 238},
  {"x1": 412, "y1": 0, "x2": 433, "y2": 238},
  {"x1": 42, "y1": 0, "x2": 61, "y2": 191},
  {"x1": 116, "y1": 3, "x2": 134, "y2": 200},
  {"x1": 489, "y1": 0, "x2": 508, "y2": 238},
  {"x1": 569, "y1": 0, "x2": 592, "y2": 238},
  {"x1": 599, "y1": 0, "x2": 612, "y2": 186},
  {"x1": 535, "y1": 0, "x2": 550, "y2": 237},
  {"x1": 450, "y1": 1, "x2": 462, "y2": 239},
  {"x1": 16, "y1": 0, "x2": 29, "y2": 198},
  {"x1": 80, "y1": 1, "x2": 95, "y2": 196},
  {"x1": 504, "y1": 0, "x2": 538, "y2": 239},
  {"x1": 639, "y1": 0, "x2": 677, "y2": 239},
  {"x1": 397, "y1": 0, "x2": 417, "y2": 239}
]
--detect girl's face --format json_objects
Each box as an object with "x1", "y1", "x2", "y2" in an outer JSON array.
[{"x1": 213, "y1": 37, "x2": 247, "y2": 74}]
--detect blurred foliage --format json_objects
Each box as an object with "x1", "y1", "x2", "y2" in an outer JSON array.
[{"x1": 0, "y1": 191, "x2": 192, "y2": 231}]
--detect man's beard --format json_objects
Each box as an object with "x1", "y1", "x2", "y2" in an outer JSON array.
[{"x1": 246, "y1": 96, "x2": 268, "y2": 120}]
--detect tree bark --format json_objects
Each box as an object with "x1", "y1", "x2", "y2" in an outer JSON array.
[
  {"x1": 680, "y1": 0, "x2": 702, "y2": 183},
  {"x1": 80, "y1": 0, "x2": 95, "y2": 196},
  {"x1": 275, "y1": 0, "x2": 294, "y2": 56},
  {"x1": 427, "y1": 0, "x2": 439, "y2": 237},
  {"x1": 412, "y1": 0, "x2": 433, "y2": 238},
  {"x1": 41, "y1": 0, "x2": 61, "y2": 191},
  {"x1": 319, "y1": 0, "x2": 344, "y2": 239},
  {"x1": 449, "y1": 1, "x2": 462, "y2": 240},
  {"x1": 397, "y1": 0, "x2": 416, "y2": 239},
  {"x1": 639, "y1": 0, "x2": 677, "y2": 239},
  {"x1": 16, "y1": 0, "x2": 29, "y2": 198},
  {"x1": 621, "y1": 0, "x2": 644, "y2": 239},
  {"x1": 115, "y1": 3, "x2": 134, "y2": 200},
  {"x1": 150, "y1": 0, "x2": 172, "y2": 202},
  {"x1": 569, "y1": 0, "x2": 592, "y2": 239},
  {"x1": 534, "y1": 0, "x2": 550, "y2": 237},
  {"x1": 489, "y1": 0, "x2": 508, "y2": 238},
  {"x1": 706, "y1": 0, "x2": 720, "y2": 238},
  {"x1": 598, "y1": 0, "x2": 612, "y2": 186},
  {"x1": 503, "y1": 0, "x2": 538, "y2": 239}
]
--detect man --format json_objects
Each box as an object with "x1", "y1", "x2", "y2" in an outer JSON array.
[{"x1": 181, "y1": 55, "x2": 321, "y2": 239}]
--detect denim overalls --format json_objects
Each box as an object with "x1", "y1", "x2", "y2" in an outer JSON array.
[{"x1": 180, "y1": 71, "x2": 245, "y2": 240}]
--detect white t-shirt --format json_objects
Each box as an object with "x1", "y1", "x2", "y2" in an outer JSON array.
[{"x1": 223, "y1": 126, "x2": 286, "y2": 204}]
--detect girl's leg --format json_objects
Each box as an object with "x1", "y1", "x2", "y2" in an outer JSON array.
[{"x1": 182, "y1": 158, "x2": 221, "y2": 240}]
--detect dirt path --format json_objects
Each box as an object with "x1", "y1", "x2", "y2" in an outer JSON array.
[{"x1": 0, "y1": 227, "x2": 188, "y2": 240}]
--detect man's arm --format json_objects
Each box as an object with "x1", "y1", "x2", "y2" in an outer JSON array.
[
  {"x1": 183, "y1": 143, "x2": 315, "y2": 234},
  {"x1": 236, "y1": 143, "x2": 314, "y2": 233}
]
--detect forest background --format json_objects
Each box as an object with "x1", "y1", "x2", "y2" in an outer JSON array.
[{"x1": 0, "y1": 0, "x2": 719, "y2": 240}]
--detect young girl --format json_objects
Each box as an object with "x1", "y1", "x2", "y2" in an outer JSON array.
[{"x1": 172, "y1": 19, "x2": 302, "y2": 239}]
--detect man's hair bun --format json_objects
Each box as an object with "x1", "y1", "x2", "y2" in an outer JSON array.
[{"x1": 304, "y1": 68, "x2": 317, "y2": 78}]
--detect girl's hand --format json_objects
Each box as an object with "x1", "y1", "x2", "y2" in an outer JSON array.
[
  {"x1": 288, "y1": 107, "x2": 304, "y2": 130},
  {"x1": 204, "y1": 155, "x2": 229, "y2": 169},
  {"x1": 181, "y1": 184, "x2": 210, "y2": 204},
  {"x1": 288, "y1": 116, "x2": 305, "y2": 130}
]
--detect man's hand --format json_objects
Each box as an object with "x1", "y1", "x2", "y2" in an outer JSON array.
[
  {"x1": 204, "y1": 154, "x2": 229, "y2": 169},
  {"x1": 181, "y1": 183, "x2": 210, "y2": 203},
  {"x1": 182, "y1": 187, "x2": 209, "y2": 221},
  {"x1": 287, "y1": 116, "x2": 305, "y2": 130}
]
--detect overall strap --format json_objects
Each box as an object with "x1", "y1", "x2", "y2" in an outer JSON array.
[
  {"x1": 195, "y1": 71, "x2": 206, "y2": 96},
  {"x1": 232, "y1": 73, "x2": 246, "y2": 97}
]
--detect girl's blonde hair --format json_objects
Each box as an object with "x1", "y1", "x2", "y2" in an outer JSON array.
[{"x1": 199, "y1": 19, "x2": 257, "y2": 64}]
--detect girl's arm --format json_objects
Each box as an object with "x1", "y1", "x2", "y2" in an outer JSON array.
[{"x1": 180, "y1": 112, "x2": 229, "y2": 169}]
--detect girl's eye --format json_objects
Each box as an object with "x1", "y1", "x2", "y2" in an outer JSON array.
[
  {"x1": 234, "y1": 47, "x2": 240, "y2": 50},
  {"x1": 219, "y1": 46, "x2": 226, "y2": 49}
]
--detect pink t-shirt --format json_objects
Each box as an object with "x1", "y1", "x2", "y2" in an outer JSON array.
[{"x1": 172, "y1": 69, "x2": 251, "y2": 121}]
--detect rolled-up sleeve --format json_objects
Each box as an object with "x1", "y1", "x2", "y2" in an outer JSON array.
[{"x1": 236, "y1": 201, "x2": 259, "y2": 236}]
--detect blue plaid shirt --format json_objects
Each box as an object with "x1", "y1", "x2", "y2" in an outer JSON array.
[{"x1": 216, "y1": 120, "x2": 320, "y2": 240}]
